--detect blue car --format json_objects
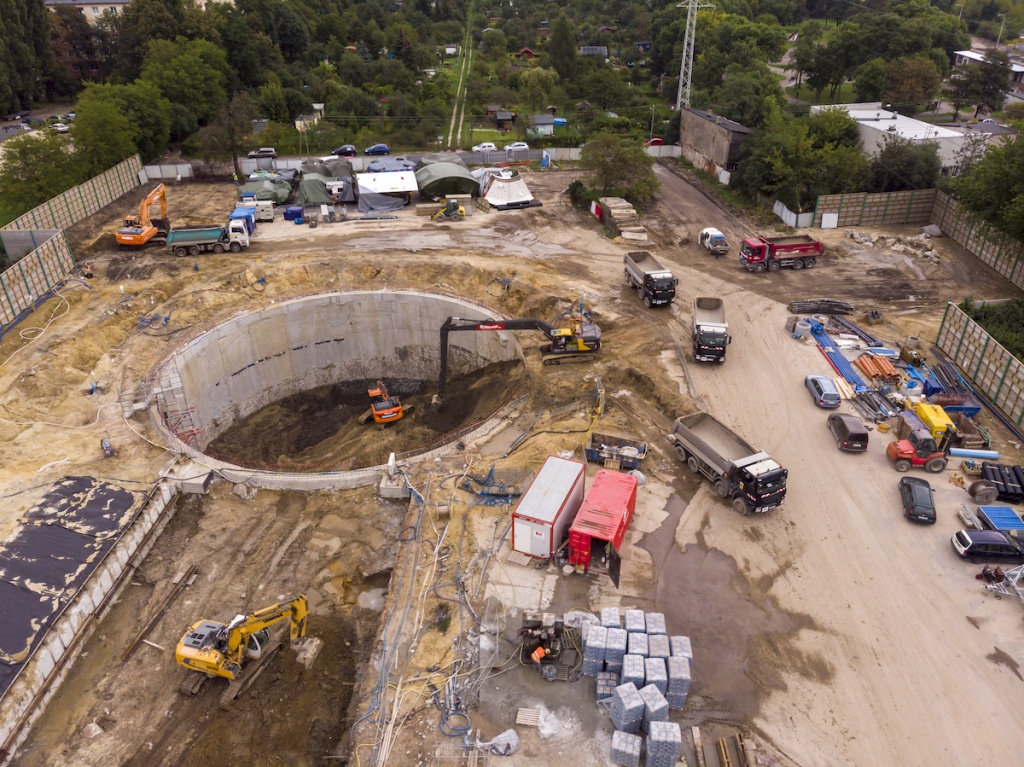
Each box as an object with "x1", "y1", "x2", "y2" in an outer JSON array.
[{"x1": 364, "y1": 143, "x2": 390, "y2": 155}]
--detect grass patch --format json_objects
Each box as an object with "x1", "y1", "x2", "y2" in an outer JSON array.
[{"x1": 787, "y1": 80, "x2": 859, "y2": 105}]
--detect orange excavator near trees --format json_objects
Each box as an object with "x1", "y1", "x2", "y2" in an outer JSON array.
[{"x1": 115, "y1": 183, "x2": 170, "y2": 246}]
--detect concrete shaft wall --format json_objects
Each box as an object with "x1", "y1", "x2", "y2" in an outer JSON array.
[{"x1": 154, "y1": 289, "x2": 522, "y2": 449}]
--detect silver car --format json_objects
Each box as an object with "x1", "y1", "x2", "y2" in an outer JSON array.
[{"x1": 805, "y1": 374, "x2": 841, "y2": 408}]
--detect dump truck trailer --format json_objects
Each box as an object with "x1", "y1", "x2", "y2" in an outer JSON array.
[
  {"x1": 166, "y1": 220, "x2": 250, "y2": 256},
  {"x1": 667, "y1": 412, "x2": 788, "y2": 513},
  {"x1": 691, "y1": 297, "x2": 730, "y2": 363},
  {"x1": 623, "y1": 251, "x2": 678, "y2": 307},
  {"x1": 739, "y1": 234, "x2": 822, "y2": 273}
]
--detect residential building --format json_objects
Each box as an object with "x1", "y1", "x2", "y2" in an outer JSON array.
[
  {"x1": 953, "y1": 50, "x2": 1024, "y2": 104},
  {"x1": 530, "y1": 114, "x2": 555, "y2": 137},
  {"x1": 44, "y1": 0, "x2": 228, "y2": 21},
  {"x1": 580, "y1": 46, "x2": 609, "y2": 57}
]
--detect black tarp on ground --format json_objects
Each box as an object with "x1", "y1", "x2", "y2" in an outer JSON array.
[
  {"x1": 356, "y1": 189, "x2": 407, "y2": 212},
  {"x1": 0, "y1": 477, "x2": 141, "y2": 695}
]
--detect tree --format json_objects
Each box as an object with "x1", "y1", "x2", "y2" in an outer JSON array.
[
  {"x1": 76, "y1": 81, "x2": 172, "y2": 161},
  {"x1": 109, "y1": 0, "x2": 181, "y2": 81},
  {"x1": 548, "y1": 14, "x2": 577, "y2": 83},
  {"x1": 870, "y1": 135, "x2": 942, "y2": 192},
  {"x1": 790, "y1": 20, "x2": 824, "y2": 93},
  {"x1": 947, "y1": 63, "x2": 977, "y2": 122},
  {"x1": 0, "y1": 0, "x2": 51, "y2": 112},
  {"x1": 0, "y1": 133, "x2": 78, "y2": 215},
  {"x1": 716, "y1": 62, "x2": 783, "y2": 129},
  {"x1": 854, "y1": 58, "x2": 886, "y2": 103},
  {"x1": 881, "y1": 55, "x2": 941, "y2": 115},
  {"x1": 72, "y1": 99, "x2": 137, "y2": 177},
  {"x1": 195, "y1": 92, "x2": 258, "y2": 177},
  {"x1": 140, "y1": 38, "x2": 230, "y2": 124},
  {"x1": 580, "y1": 132, "x2": 659, "y2": 207},
  {"x1": 516, "y1": 68, "x2": 557, "y2": 116},
  {"x1": 975, "y1": 48, "x2": 1012, "y2": 117},
  {"x1": 952, "y1": 134, "x2": 1024, "y2": 239}
]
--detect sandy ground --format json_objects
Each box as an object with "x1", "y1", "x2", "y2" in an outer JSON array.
[{"x1": 3, "y1": 163, "x2": 1024, "y2": 767}]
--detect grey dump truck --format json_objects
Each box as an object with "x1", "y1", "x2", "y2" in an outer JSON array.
[
  {"x1": 692, "y1": 297, "x2": 730, "y2": 363},
  {"x1": 623, "y1": 251, "x2": 678, "y2": 307},
  {"x1": 667, "y1": 412, "x2": 788, "y2": 514}
]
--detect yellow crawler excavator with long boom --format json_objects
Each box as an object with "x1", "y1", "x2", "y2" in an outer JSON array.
[{"x1": 175, "y1": 594, "x2": 322, "y2": 709}]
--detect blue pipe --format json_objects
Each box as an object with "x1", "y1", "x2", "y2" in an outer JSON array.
[{"x1": 949, "y1": 447, "x2": 999, "y2": 460}]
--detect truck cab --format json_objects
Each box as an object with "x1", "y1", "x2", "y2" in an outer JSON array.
[{"x1": 642, "y1": 271, "x2": 678, "y2": 306}]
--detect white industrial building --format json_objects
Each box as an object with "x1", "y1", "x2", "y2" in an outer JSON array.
[{"x1": 810, "y1": 103, "x2": 971, "y2": 173}]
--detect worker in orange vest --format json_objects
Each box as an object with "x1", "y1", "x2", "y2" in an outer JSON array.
[{"x1": 530, "y1": 645, "x2": 547, "y2": 669}]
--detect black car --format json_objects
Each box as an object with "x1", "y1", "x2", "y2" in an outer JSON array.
[
  {"x1": 331, "y1": 144, "x2": 357, "y2": 157},
  {"x1": 952, "y1": 529, "x2": 1024, "y2": 563},
  {"x1": 898, "y1": 476, "x2": 936, "y2": 524}
]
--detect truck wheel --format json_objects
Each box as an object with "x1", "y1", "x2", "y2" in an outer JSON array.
[
  {"x1": 637, "y1": 287, "x2": 644, "y2": 300},
  {"x1": 753, "y1": 263, "x2": 766, "y2": 274},
  {"x1": 894, "y1": 459, "x2": 911, "y2": 472},
  {"x1": 624, "y1": 270, "x2": 631, "y2": 285},
  {"x1": 687, "y1": 456, "x2": 700, "y2": 474},
  {"x1": 643, "y1": 295, "x2": 652, "y2": 308},
  {"x1": 230, "y1": 242, "x2": 242, "y2": 253},
  {"x1": 791, "y1": 259, "x2": 804, "y2": 270},
  {"x1": 175, "y1": 246, "x2": 188, "y2": 257},
  {"x1": 188, "y1": 245, "x2": 200, "y2": 256},
  {"x1": 768, "y1": 261, "x2": 780, "y2": 272},
  {"x1": 450, "y1": 213, "x2": 462, "y2": 221},
  {"x1": 803, "y1": 257, "x2": 816, "y2": 269},
  {"x1": 714, "y1": 479, "x2": 730, "y2": 498},
  {"x1": 674, "y1": 445, "x2": 688, "y2": 462},
  {"x1": 213, "y1": 244, "x2": 225, "y2": 254},
  {"x1": 733, "y1": 498, "x2": 749, "y2": 515},
  {"x1": 925, "y1": 457, "x2": 947, "y2": 473}
]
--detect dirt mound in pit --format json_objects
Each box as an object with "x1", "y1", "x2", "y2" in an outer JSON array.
[{"x1": 206, "y1": 360, "x2": 526, "y2": 470}]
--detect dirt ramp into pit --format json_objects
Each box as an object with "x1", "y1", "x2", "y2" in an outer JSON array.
[{"x1": 145, "y1": 289, "x2": 525, "y2": 487}]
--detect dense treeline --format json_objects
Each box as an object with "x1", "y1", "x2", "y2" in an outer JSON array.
[
  {"x1": 960, "y1": 299, "x2": 1024, "y2": 362},
  {"x1": 0, "y1": 0, "x2": 52, "y2": 112}
]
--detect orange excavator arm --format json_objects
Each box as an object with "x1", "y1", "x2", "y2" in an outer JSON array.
[{"x1": 117, "y1": 184, "x2": 169, "y2": 246}]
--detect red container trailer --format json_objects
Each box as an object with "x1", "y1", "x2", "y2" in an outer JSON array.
[
  {"x1": 567, "y1": 469, "x2": 638, "y2": 587},
  {"x1": 512, "y1": 456, "x2": 586, "y2": 558}
]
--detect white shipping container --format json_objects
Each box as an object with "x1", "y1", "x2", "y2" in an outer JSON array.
[{"x1": 512, "y1": 456, "x2": 586, "y2": 558}]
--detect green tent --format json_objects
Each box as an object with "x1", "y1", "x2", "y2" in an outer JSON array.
[
  {"x1": 293, "y1": 178, "x2": 336, "y2": 206},
  {"x1": 237, "y1": 178, "x2": 291, "y2": 203},
  {"x1": 415, "y1": 162, "x2": 479, "y2": 199}
]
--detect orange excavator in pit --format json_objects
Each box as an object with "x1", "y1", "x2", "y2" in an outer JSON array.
[
  {"x1": 116, "y1": 183, "x2": 170, "y2": 246},
  {"x1": 364, "y1": 381, "x2": 406, "y2": 424}
]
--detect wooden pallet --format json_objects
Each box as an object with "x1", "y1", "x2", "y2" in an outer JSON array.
[
  {"x1": 516, "y1": 708, "x2": 541, "y2": 727},
  {"x1": 506, "y1": 550, "x2": 532, "y2": 568}
]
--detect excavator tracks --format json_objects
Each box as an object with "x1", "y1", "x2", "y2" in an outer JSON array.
[{"x1": 541, "y1": 352, "x2": 598, "y2": 366}]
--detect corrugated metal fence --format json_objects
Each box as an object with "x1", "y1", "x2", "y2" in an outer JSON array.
[
  {"x1": 0, "y1": 155, "x2": 143, "y2": 336},
  {"x1": 935, "y1": 302, "x2": 1024, "y2": 428},
  {"x1": 812, "y1": 189, "x2": 937, "y2": 228}
]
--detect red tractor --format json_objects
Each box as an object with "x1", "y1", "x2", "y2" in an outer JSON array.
[{"x1": 885, "y1": 428, "x2": 949, "y2": 473}]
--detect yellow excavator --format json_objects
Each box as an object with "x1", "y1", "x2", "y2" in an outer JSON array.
[
  {"x1": 116, "y1": 183, "x2": 170, "y2": 246},
  {"x1": 175, "y1": 594, "x2": 322, "y2": 708}
]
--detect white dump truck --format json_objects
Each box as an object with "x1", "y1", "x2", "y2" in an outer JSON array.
[
  {"x1": 698, "y1": 227, "x2": 730, "y2": 257},
  {"x1": 691, "y1": 297, "x2": 730, "y2": 363},
  {"x1": 667, "y1": 412, "x2": 788, "y2": 514},
  {"x1": 623, "y1": 251, "x2": 678, "y2": 307}
]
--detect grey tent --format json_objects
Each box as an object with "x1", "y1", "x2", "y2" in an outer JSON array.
[
  {"x1": 416, "y1": 153, "x2": 467, "y2": 169},
  {"x1": 415, "y1": 162, "x2": 479, "y2": 199},
  {"x1": 301, "y1": 159, "x2": 353, "y2": 178},
  {"x1": 356, "y1": 189, "x2": 407, "y2": 212},
  {"x1": 237, "y1": 178, "x2": 291, "y2": 203},
  {"x1": 293, "y1": 178, "x2": 336, "y2": 206}
]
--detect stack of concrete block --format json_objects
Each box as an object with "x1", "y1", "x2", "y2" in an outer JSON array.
[
  {"x1": 666, "y1": 656, "x2": 691, "y2": 709},
  {"x1": 610, "y1": 682, "x2": 645, "y2": 734},
  {"x1": 610, "y1": 730, "x2": 643, "y2": 767},
  {"x1": 598, "y1": 197, "x2": 648, "y2": 242},
  {"x1": 582, "y1": 624, "x2": 607, "y2": 677},
  {"x1": 644, "y1": 657, "x2": 667, "y2": 694},
  {"x1": 605, "y1": 627, "x2": 628, "y2": 674},
  {"x1": 601, "y1": 607, "x2": 622, "y2": 629},
  {"x1": 624, "y1": 609, "x2": 646, "y2": 634},
  {"x1": 645, "y1": 612, "x2": 666, "y2": 635},
  {"x1": 648, "y1": 633, "x2": 670, "y2": 660},
  {"x1": 622, "y1": 653, "x2": 645, "y2": 689},
  {"x1": 639, "y1": 683, "x2": 669, "y2": 732},
  {"x1": 627, "y1": 631, "x2": 648, "y2": 658},
  {"x1": 646, "y1": 721, "x2": 682, "y2": 767},
  {"x1": 596, "y1": 671, "x2": 620, "y2": 701},
  {"x1": 670, "y1": 635, "x2": 693, "y2": 663}
]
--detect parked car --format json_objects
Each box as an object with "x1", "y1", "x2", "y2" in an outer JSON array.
[
  {"x1": 4, "y1": 113, "x2": 24, "y2": 122},
  {"x1": 951, "y1": 529, "x2": 1024, "y2": 564},
  {"x1": 827, "y1": 413, "x2": 868, "y2": 452},
  {"x1": 331, "y1": 144, "x2": 357, "y2": 157},
  {"x1": 503, "y1": 141, "x2": 529, "y2": 152},
  {"x1": 472, "y1": 142, "x2": 497, "y2": 153},
  {"x1": 898, "y1": 477, "x2": 936, "y2": 524},
  {"x1": 364, "y1": 143, "x2": 390, "y2": 155},
  {"x1": 50, "y1": 123, "x2": 69, "y2": 134},
  {"x1": 805, "y1": 374, "x2": 841, "y2": 408},
  {"x1": 248, "y1": 147, "x2": 277, "y2": 159},
  {"x1": 644, "y1": 137, "x2": 666, "y2": 146},
  {"x1": 64, "y1": 112, "x2": 76, "y2": 120}
]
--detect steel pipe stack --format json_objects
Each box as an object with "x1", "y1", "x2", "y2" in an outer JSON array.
[{"x1": 981, "y1": 463, "x2": 1024, "y2": 503}]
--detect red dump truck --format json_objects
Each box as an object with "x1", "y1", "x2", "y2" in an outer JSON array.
[{"x1": 739, "y1": 234, "x2": 822, "y2": 273}]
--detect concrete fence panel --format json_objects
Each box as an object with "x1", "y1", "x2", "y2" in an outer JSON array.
[
  {"x1": 812, "y1": 189, "x2": 937, "y2": 228},
  {"x1": 0, "y1": 230, "x2": 75, "y2": 331},
  {"x1": 931, "y1": 192, "x2": 1024, "y2": 291},
  {"x1": 935, "y1": 302, "x2": 1024, "y2": 428}
]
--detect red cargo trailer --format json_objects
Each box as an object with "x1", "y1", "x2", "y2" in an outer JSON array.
[
  {"x1": 567, "y1": 469, "x2": 638, "y2": 587},
  {"x1": 511, "y1": 456, "x2": 586, "y2": 558}
]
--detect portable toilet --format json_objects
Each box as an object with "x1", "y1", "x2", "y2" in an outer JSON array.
[{"x1": 511, "y1": 456, "x2": 586, "y2": 559}]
